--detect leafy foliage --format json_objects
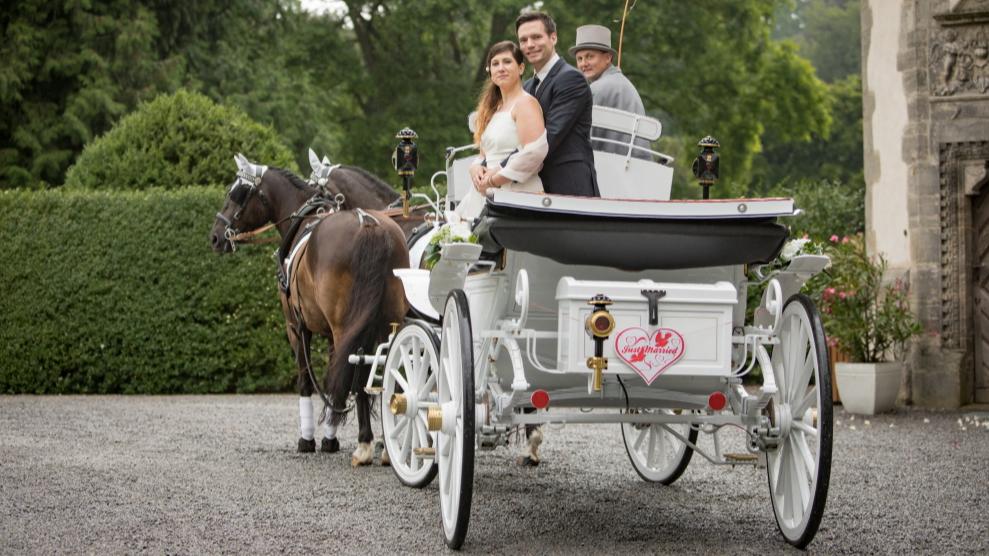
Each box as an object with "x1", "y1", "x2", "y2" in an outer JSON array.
[
  {"x1": 0, "y1": 188, "x2": 297, "y2": 393},
  {"x1": 64, "y1": 90, "x2": 295, "y2": 189},
  {"x1": 777, "y1": 0, "x2": 861, "y2": 83},
  {"x1": 772, "y1": 177, "x2": 865, "y2": 240},
  {"x1": 817, "y1": 235, "x2": 921, "y2": 363},
  {"x1": 754, "y1": 75, "x2": 864, "y2": 193}
]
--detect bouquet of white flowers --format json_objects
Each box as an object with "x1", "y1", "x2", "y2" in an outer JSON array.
[
  {"x1": 423, "y1": 211, "x2": 479, "y2": 270},
  {"x1": 758, "y1": 236, "x2": 824, "y2": 274}
]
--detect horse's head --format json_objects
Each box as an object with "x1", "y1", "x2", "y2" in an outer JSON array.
[{"x1": 210, "y1": 154, "x2": 272, "y2": 253}]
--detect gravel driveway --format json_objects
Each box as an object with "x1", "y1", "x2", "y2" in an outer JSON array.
[{"x1": 1, "y1": 395, "x2": 986, "y2": 554}]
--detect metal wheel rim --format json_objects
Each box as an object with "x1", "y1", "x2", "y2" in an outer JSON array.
[
  {"x1": 621, "y1": 410, "x2": 692, "y2": 482},
  {"x1": 438, "y1": 301, "x2": 465, "y2": 539},
  {"x1": 767, "y1": 299, "x2": 825, "y2": 542},
  {"x1": 381, "y1": 324, "x2": 437, "y2": 486}
]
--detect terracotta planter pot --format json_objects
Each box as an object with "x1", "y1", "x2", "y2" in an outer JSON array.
[
  {"x1": 834, "y1": 361, "x2": 904, "y2": 415},
  {"x1": 828, "y1": 345, "x2": 849, "y2": 403}
]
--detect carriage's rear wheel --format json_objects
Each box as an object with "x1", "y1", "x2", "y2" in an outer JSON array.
[
  {"x1": 621, "y1": 410, "x2": 697, "y2": 484},
  {"x1": 437, "y1": 290, "x2": 475, "y2": 550},
  {"x1": 381, "y1": 321, "x2": 439, "y2": 488},
  {"x1": 766, "y1": 294, "x2": 832, "y2": 548}
]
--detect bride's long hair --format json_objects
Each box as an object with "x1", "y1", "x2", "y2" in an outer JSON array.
[{"x1": 474, "y1": 41, "x2": 524, "y2": 145}]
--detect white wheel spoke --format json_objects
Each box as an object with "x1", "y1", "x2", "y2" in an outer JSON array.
[
  {"x1": 794, "y1": 386, "x2": 818, "y2": 417},
  {"x1": 773, "y1": 452, "x2": 786, "y2": 498},
  {"x1": 389, "y1": 367, "x2": 410, "y2": 393},
  {"x1": 792, "y1": 420, "x2": 818, "y2": 437},
  {"x1": 391, "y1": 416, "x2": 409, "y2": 440},
  {"x1": 646, "y1": 426, "x2": 658, "y2": 469},
  {"x1": 410, "y1": 419, "x2": 420, "y2": 470},
  {"x1": 633, "y1": 426, "x2": 648, "y2": 452},
  {"x1": 794, "y1": 432, "x2": 817, "y2": 479},
  {"x1": 420, "y1": 372, "x2": 437, "y2": 399},
  {"x1": 790, "y1": 344, "x2": 814, "y2": 403},
  {"x1": 401, "y1": 418, "x2": 414, "y2": 463},
  {"x1": 789, "y1": 440, "x2": 810, "y2": 516}
]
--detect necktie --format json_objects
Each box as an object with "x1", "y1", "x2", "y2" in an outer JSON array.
[{"x1": 531, "y1": 76, "x2": 541, "y2": 94}]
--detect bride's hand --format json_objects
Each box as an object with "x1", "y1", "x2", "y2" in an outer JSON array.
[{"x1": 469, "y1": 165, "x2": 488, "y2": 189}]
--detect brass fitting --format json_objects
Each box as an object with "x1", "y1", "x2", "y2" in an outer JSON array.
[
  {"x1": 587, "y1": 356, "x2": 608, "y2": 392},
  {"x1": 389, "y1": 393, "x2": 407, "y2": 416},
  {"x1": 427, "y1": 406, "x2": 443, "y2": 431}
]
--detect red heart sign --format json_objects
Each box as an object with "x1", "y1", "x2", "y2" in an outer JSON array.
[{"x1": 614, "y1": 327, "x2": 685, "y2": 385}]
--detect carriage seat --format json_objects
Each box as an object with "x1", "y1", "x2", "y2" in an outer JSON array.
[
  {"x1": 446, "y1": 108, "x2": 676, "y2": 206},
  {"x1": 480, "y1": 191, "x2": 795, "y2": 271}
]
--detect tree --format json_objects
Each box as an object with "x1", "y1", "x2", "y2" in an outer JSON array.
[
  {"x1": 0, "y1": 1, "x2": 183, "y2": 188},
  {"x1": 64, "y1": 90, "x2": 295, "y2": 190}
]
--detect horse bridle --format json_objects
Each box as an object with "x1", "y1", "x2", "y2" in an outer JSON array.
[{"x1": 215, "y1": 174, "x2": 272, "y2": 247}]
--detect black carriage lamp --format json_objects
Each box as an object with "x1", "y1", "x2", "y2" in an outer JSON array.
[
  {"x1": 392, "y1": 127, "x2": 418, "y2": 217},
  {"x1": 691, "y1": 135, "x2": 720, "y2": 200},
  {"x1": 585, "y1": 294, "x2": 616, "y2": 392}
]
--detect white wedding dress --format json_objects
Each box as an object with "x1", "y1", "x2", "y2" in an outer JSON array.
[{"x1": 456, "y1": 105, "x2": 545, "y2": 220}]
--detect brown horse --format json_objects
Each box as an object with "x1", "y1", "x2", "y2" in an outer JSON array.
[{"x1": 210, "y1": 158, "x2": 409, "y2": 465}]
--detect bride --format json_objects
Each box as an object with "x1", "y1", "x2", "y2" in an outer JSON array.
[{"x1": 459, "y1": 41, "x2": 548, "y2": 219}]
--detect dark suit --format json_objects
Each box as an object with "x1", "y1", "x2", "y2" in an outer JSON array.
[{"x1": 525, "y1": 59, "x2": 599, "y2": 197}]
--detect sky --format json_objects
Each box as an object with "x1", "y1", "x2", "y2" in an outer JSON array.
[{"x1": 299, "y1": 0, "x2": 346, "y2": 15}]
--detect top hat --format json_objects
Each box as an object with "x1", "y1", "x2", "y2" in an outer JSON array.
[{"x1": 568, "y1": 24, "x2": 617, "y2": 58}]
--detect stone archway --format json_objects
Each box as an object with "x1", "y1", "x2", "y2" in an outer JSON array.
[{"x1": 973, "y1": 169, "x2": 989, "y2": 402}]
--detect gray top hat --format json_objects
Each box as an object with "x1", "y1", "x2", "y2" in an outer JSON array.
[{"x1": 568, "y1": 24, "x2": 617, "y2": 58}]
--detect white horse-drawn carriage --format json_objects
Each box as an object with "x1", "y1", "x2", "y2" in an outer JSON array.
[{"x1": 355, "y1": 107, "x2": 832, "y2": 549}]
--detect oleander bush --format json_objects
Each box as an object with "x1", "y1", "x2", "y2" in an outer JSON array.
[
  {"x1": 0, "y1": 188, "x2": 299, "y2": 394},
  {"x1": 63, "y1": 90, "x2": 296, "y2": 190}
]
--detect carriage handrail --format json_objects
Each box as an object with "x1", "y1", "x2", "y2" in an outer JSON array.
[{"x1": 590, "y1": 136, "x2": 674, "y2": 165}]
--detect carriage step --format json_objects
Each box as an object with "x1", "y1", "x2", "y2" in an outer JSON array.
[
  {"x1": 413, "y1": 447, "x2": 435, "y2": 458},
  {"x1": 364, "y1": 386, "x2": 383, "y2": 395},
  {"x1": 724, "y1": 452, "x2": 758, "y2": 463}
]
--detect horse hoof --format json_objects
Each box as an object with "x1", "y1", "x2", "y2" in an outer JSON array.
[
  {"x1": 351, "y1": 443, "x2": 374, "y2": 467},
  {"x1": 516, "y1": 455, "x2": 540, "y2": 467},
  {"x1": 320, "y1": 437, "x2": 340, "y2": 453},
  {"x1": 380, "y1": 447, "x2": 391, "y2": 467},
  {"x1": 298, "y1": 438, "x2": 316, "y2": 453}
]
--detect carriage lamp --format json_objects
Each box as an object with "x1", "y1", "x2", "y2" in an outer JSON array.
[
  {"x1": 585, "y1": 294, "x2": 615, "y2": 392},
  {"x1": 691, "y1": 136, "x2": 720, "y2": 200},
  {"x1": 392, "y1": 127, "x2": 419, "y2": 217}
]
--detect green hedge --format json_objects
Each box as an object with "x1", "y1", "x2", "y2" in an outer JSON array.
[
  {"x1": 0, "y1": 188, "x2": 299, "y2": 394},
  {"x1": 63, "y1": 90, "x2": 296, "y2": 190}
]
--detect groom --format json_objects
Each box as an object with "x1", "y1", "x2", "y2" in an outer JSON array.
[{"x1": 516, "y1": 11, "x2": 600, "y2": 197}]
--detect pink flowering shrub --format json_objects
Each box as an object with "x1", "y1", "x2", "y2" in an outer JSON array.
[{"x1": 818, "y1": 234, "x2": 921, "y2": 362}]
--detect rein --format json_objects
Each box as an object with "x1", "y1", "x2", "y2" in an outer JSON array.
[{"x1": 225, "y1": 222, "x2": 279, "y2": 244}]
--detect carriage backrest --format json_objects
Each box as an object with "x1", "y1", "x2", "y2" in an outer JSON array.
[{"x1": 447, "y1": 108, "x2": 675, "y2": 203}]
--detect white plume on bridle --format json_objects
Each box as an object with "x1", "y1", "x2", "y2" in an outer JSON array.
[
  {"x1": 307, "y1": 148, "x2": 341, "y2": 187},
  {"x1": 233, "y1": 153, "x2": 268, "y2": 186}
]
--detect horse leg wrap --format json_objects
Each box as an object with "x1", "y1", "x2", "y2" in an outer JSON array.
[
  {"x1": 323, "y1": 422, "x2": 337, "y2": 440},
  {"x1": 299, "y1": 396, "x2": 314, "y2": 441}
]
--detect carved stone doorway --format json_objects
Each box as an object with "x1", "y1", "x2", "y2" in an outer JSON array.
[{"x1": 975, "y1": 177, "x2": 989, "y2": 403}]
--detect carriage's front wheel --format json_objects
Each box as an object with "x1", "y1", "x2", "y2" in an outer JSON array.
[
  {"x1": 766, "y1": 294, "x2": 832, "y2": 548},
  {"x1": 437, "y1": 290, "x2": 475, "y2": 550},
  {"x1": 621, "y1": 410, "x2": 697, "y2": 484},
  {"x1": 381, "y1": 321, "x2": 439, "y2": 488}
]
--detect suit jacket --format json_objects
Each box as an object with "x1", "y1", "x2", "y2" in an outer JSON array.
[
  {"x1": 524, "y1": 59, "x2": 599, "y2": 197},
  {"x1": 590, "y1": 66, "x2": 652, "y2": 160}
]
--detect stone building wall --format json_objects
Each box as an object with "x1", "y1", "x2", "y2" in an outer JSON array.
[{"x1": 862, "y1": 0, "x2": 989, "y2": 407}]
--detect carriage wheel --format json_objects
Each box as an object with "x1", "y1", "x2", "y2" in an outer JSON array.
[
  {"x1": 437, "y1": 290, "x2": 475, "y2": 549},
  {"x1": 765, "y1": 294, "x2": 832, "y2": 548},
  {"x1": 620, "y1": 410, "x2": 697, "y2": 484},
  {"x1": 381, "y1": 322, "x2": 439, "y2": 488}
]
